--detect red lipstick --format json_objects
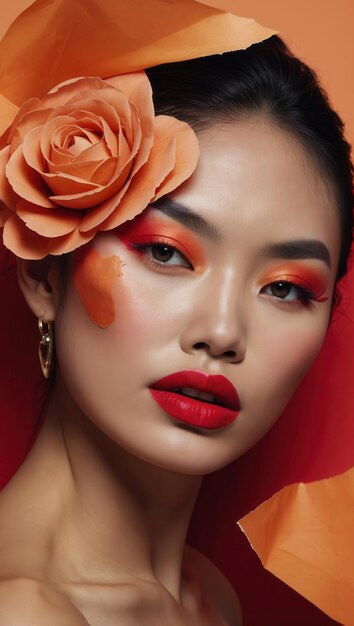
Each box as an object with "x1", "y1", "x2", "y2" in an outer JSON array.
[{"x1": 149, "y1": 370, "x2": 240, "y2": 430}]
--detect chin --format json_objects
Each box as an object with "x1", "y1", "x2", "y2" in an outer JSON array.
[{"x1": 116, "y1": 423, "x2": 257, "y2": 477}]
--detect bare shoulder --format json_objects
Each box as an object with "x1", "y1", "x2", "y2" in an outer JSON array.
[
  {"x1": 0, "y1": 578, "x2": 89, "y2": 626},
  {"x1": 183, "y1": 545, "x2": 243, "y2": 626}
]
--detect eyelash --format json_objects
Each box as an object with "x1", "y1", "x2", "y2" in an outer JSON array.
[
  {"x1": 260, "y1": 281, "x2": 316, "y2": 308},
  {"x1": 131, "y1": 239, "x2": 194, "y2": 271},
  {"x1": 131, "y1": 240, "x2": 321, "y2": 307}
]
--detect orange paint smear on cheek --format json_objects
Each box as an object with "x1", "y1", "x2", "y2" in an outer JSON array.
[
  {"x1": 117, "y1": 213, "x2": 206, "y2": 271},
  {"x1": 72, "y1": 247, "x2": 122, "y2": 328}
]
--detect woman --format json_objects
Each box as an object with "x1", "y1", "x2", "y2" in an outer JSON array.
[{"x1": 0, "y1": 14, "x2": 352, "y2": 626}]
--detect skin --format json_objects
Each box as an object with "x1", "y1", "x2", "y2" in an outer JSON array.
[{"x1": 0, "y1": 119, "x2": 341, "y2": 625}]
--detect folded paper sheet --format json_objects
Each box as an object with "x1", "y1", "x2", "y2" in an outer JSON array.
[
  {"x1": 0, "y1": 0, "x2": 275, "y2": 110},
  {"x1": 239, "y1": 467, "x2": 354, "y2": 625}
]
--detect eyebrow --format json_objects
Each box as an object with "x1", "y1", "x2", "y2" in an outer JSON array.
[
  {"x1": 151, "y1": 198, "x2": 331, "y2": 267},
  {"x1": 263, "y1": 240, "x2": 331, "y2": 267},
  {"x1": 151, "y1": 197, "x2": 222, "y2": 242}
]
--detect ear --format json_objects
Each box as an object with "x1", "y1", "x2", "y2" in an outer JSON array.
[{"x1": 17, "y1": 257, "x2": 61, "y2": 322}]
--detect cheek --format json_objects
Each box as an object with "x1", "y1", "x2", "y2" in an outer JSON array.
[
  {"x1": 72, "y1": 246, "x2": 122, "y2": 328},
  {"x1": 54, "y1": 266, "x2": 145, "y2": 432},
  {"x1": 224, "y1": 315, "x2": 331, "y2": 463},
  {"x1": 255, "y1": 312, "x2": 330, "y2": 410}
]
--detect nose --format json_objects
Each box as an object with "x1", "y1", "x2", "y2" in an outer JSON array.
[{"x1": 180, "y1": 267, "x2": 247, "y2": 364}]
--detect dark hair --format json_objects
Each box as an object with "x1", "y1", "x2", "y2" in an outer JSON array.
[{"x1": 146, "y1": 35, "x2": 353, "y2": 282}]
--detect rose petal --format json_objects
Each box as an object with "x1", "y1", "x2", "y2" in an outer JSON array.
[
  {"x1": 107, "y1": 72, "x2": 154, "y2": 144},
  {"x1": 108, "y1": 75, "x2": 155, "y2": 179},
  {"x1": 6, "y1": 145, "x2": 55, "y2": 208},
  {"x1": 9, "y1": 110, "x2": 53, "y2": 155},
  {"x1": 99, "y1": 133, "x2": 177, "y2": 231},
  {"x1": 68, "y1": 136, "x2": 110, "y2": 162},
  {"x1": 66, "y1": 99, "x2": 124, "y2": 136},
  {"x1": 100, "y1": 116, "x2": 119, "y2": 156},
  {"x1": 68, "y1": 93, "x2": 132, "y2": 135},
  {"x1": 45, "y1": 77, "x2": 107, "y2": 109},
  {"x1": 4, "y1": 210, "x2": 96, "y2": 258},
  {"x1": 50, "y1": 104, "x2": 120, "y2": 141},
  {"x1": 22, "y1": 120, "x2": 71, "y2": 174},
  {"x1": 45, "y1": 226, "x2": 96, "y2": 256},
  {"x1": 60, "y1": 129, "x2": 99, "y2": 156},
  {"x1": 89, "y1": 157, "x2": 119, "y2": 186},
  {"x1": 117, "y1": 129, "x2": 132, "y2": 167},
  {"x1": 49, "y1": 160, "x2": 133, "y2": 210},
  {"x1": 48, "y1": 157, "x2": 115, "y2": 183},
  {"x1": 16, "y1": 199, "x2": 81, "y2": 237},
  {"x1": 79, "y1": 176, "x2": 131, "y2": 232},
  {"x1": 0, "y1": 145, "x2": 20, "y2": 209},
  {"x1": 43, "y1": 171, "x2": 100, "y2": 198},
  {"x1": 69, "y1": 115, "x2": 105, "y2": 137},
  {"x1": 153, "y1": 116, "x2": 199, "y2": 199},
  {"x1": 123, "y1": 103, "x2": 148, "y2": 178},
  {"x1": 3, "y1": 213, "x2": 52, "y2": 259},
  {"x1": 99, "y1": 113, "x2": 198, "y2": 232},
  {"x1": 67, "y1": 91, "x2": 149, "y2": 178},
  {"x1": 50, "y1": 144, "x2": 76, "y2": 167},
  {"x1": 39, "y1": 115, "x2": 87, "y2": 165}
]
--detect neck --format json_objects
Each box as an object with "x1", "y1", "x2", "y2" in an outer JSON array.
[{"x1": 31, "y1": 372, "x2": 202, "y2": 599}]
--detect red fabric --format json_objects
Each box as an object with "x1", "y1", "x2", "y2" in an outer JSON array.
[
  {"x1": 0, "y1": 246, "x2": 46, "y2": 487},
  {"x1": 1, "y1": 238, "x2": 353, "y2": 624}
]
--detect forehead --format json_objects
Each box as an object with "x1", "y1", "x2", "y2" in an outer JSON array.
[{"x1": 170, "y1": 120, "x2": 341, "y2": 262}]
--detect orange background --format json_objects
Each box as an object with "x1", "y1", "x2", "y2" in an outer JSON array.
[
  {"x1": 201, "y1": 0, "x2": 354, "y2": 147},
  {"x1": 2, "y1": 1, "x2": 353, "y2": 145}
]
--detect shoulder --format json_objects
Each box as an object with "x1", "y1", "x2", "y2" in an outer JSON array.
[
  {"x1": 183, "y1": 545, "x2": 243, "y2": 626},
  {"x1": 0, "y1": 578, "x2": 89, "y2": 625}
]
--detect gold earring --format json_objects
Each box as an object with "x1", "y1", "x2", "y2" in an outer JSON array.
[{"x1": 38, "y1": 318, "x2": 54, "y2": 379}]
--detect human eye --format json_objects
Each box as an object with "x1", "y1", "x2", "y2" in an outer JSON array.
[
  {"x1": 260, "y1": 276, "x2": 329, "y2": 309},
  {"x1": 261, "y1": 280, "x2": 314, "y2": 305},
  {"x1": 132, "y1": 237, "x2": 194, "y2": 271},
  {"x1": 259, "y1": 266, "x2": 329, "y2": 309}
]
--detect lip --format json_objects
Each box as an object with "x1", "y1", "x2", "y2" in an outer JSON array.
[{"x1": 149, "y1": 370, "x2": 240, "y2": 430}]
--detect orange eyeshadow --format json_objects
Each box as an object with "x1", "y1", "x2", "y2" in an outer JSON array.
[
  {"x1": 116, "y1": 212, "x2": 206, "y2": 270},
  {"x1": 72, "y1": 247, "x2": 122, "y2": 328},
  {"x1": 260, "y1": 263, "x2": 329, "y2": 302}
]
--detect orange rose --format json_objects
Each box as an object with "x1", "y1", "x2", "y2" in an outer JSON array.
[{"x1": 0, "y1": 73, "x2": 199, "y2": 259}]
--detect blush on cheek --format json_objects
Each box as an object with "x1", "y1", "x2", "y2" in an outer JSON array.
[{"x1": 72, "y1": 247, "x2": 122, "y2": 329}]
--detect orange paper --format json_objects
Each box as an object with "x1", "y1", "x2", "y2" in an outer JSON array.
[
  {"x1": 0, "y1": 94, "x2": 18, "y2": 137},
  {"x1": 239, "y1": 467, "x2": 354, "y2": 625},
  {"x1": 0, "y1": 0, "x2": 275, "y2": 109},
  {"x1": 72, "y1": 247, "x2": 122, "y2": 328}
]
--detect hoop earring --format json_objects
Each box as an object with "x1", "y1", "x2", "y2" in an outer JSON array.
[{"x1": 38, "y1": 318, "x2": 54, "y2": 379}]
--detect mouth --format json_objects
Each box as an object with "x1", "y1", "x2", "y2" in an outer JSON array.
[
  {"x1": 171, "y1": 387, "x2": 223, "y2": 405},
  {"x1": 149, "y1": 370, "x2": 240, "y2": 430}
]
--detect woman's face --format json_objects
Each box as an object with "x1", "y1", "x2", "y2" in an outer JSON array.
[{"x1": 55, "y1": 120, "x2": 341, "y2": 474}]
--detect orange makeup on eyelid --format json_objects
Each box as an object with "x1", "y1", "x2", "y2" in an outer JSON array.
[
  {"x1": 116, "y1": 213, "x2": 206, "y2": 270},
  {"x1": 72, "y1": 247, "x2": 122, "y2": 328},
  {"x1": 260, "y1": 263, "x2": 329, "y2": 302}
]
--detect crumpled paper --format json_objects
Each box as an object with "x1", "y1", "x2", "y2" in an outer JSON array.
[
  {"x1": 239, "y1": 466, "x2": 354, "y2": 625},
  {"x1": 0, "y1": 0, "x2": 275, "y2": 131}
]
